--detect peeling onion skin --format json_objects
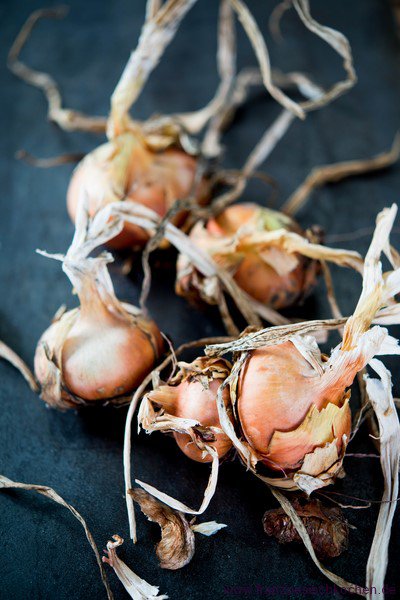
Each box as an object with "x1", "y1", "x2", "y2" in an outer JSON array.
[
  {"x1": 177, "y1": 203, "x2": 321, "y2": 310},
  {"x1": 148, "y1": 358, "x2": 232, "y2": 463},
  {"x1": 172, "y1": 378, "x2": 232, "y2": 463},
  {"x1": 237, "y1": 341, "x2": 354, "y2": 472},
  {"x1": 67, "y1": 133, "x2": 205, "y2": 249},
  {"x1": 34, "y1": 303, "x2": 163, "y2": 408}
]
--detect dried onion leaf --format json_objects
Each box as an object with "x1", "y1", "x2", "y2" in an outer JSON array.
[
  {"x1": 282, "y1": 132, "x2": 400, "y2": 216},
  {"x1": 364, "y1": 360, "x2": 400, "y2": 598},
  {"x1": 191, "y1": 520, "x2": 227, "y2": 536},
  {"x1": 103, "y1": 535, "x2": 168, "y2": 599},
  {"x1": 0, "y1": 474, "x2": 113, "y2": 599},
  {"x1": 130, "y1": 488, "x2": 195, "y2": 570},
  {"x1": 268, "y1": 487, "x2": 362, "y2": 595},
  {"x1": 135, "y1": 444, "x2": 219, "y2": 516},
  {"x1": 7, "y1": 6, "x2": 107, "y2": 133}
]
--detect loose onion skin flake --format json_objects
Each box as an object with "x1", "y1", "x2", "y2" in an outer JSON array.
[{"x1": 144, "y1": 357, "x2": 233, "y2": 462}]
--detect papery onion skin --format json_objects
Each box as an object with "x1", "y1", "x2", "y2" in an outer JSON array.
[
  {"x1": 237, "y1": 341, "x2": 354, "y2": 472},
  {"x1": 67, "y1": 133, "x2": 204, "y2": 249},
  {"x1": 148, "y1": 358, "x2": 232, "y2": 463},
  {"x1": 34, "y1": 303, "x2": 163, "y2": 408},
  {"x1": 176, "y1": 203, "x2": 320, "y2": 310}
]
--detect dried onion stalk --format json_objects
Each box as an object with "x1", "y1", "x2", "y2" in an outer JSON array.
[{"x1": 0, "y1": 339, "x2": 38, "y2": 391}]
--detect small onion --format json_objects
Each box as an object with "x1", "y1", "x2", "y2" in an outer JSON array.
[
  {"x1": 176, "y1": 202, "x2": 321, "y2": 310},
  {"x1": 147, "y1": 357, "x2": 232, "y2": 462},
  {"x1": 67, "y1": 132, "x2": 206, "y2": 249},
  {"x1": 35, "y1": 291, "x2": 163, "y2": 410}
]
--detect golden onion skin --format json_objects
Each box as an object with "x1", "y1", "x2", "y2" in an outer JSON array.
[{"x1": 172, "y1": 377, "x2": 233, "y2": 463}]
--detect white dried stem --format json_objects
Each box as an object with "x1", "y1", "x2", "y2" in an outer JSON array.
[
  {"x1": 109, "y1": 0, "x2": 198, "y2": 137},
  {"x1": 293, "y1": 0, "x2": 357, "y2": 112},
  {"x1": 365, "y1": 360, "x2": 400, "y2": 598},
  {"x1": 180, "y1": 0, "x2": 237, "y2": 148}
]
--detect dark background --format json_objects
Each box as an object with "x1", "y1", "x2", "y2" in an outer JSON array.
[{"x1": 1, "y1": 1, "x2": 400, "y2": 599}]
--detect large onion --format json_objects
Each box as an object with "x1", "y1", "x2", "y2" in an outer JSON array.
[{"x1": 237, "y1": 340, "x2": 353, "y2": 473}]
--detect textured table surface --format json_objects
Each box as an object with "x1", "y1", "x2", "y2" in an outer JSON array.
[{"x1": 1, "y1": 1, "x2": 400, "y2": 599}]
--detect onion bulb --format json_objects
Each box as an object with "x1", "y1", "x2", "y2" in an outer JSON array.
[
  {"x1": 176, "y1": 203, "x2": 321, "y2": 311},
  {"x1": 147, "y1": 357, "x2": 232, "y2": 462},
  {"x1": 67, "y1": 131, "x2": 207, "y2": 249},
  {"x1": 35, "y1": 201, "x2": 164, "y2": 410},
  {"x1": 237, "y1": 339, "x2": 352, "y2": 474},
  {"x1": 35, "y1": 293, "x2": 163, "y2": 410}
]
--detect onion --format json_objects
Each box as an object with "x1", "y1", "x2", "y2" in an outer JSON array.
[
  {"x1": 67, "y1": 131, "x2": 206, "y2": 249},
  {"x1": 147, "y1": 357, "x2": 232, "y2": 462},
  {"x1": 237, "y1": 340, "x2": 352, "y2": 472},
  {"x1": 35, "y1": 200, "x2": 164, "y2": 410},
  {"x1": 35, "y1": 296, "x2": 163, "y2": 409},
  {"x1": 176, "y1": 202, "x2": 321, "y2": 311}
]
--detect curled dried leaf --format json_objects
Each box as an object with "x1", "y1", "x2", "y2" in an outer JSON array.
[
  {"x1": 263, "y1": 496, "x2": 349, "y2": 560},
  {"x1": 103, "y1": 534, "x2": 167, "y2": 599},
  {"x1": 130, "y1": 488, "x2": 195, "y2": 570}
]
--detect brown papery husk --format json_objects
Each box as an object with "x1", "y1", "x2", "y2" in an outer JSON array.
[
  {"x1": 263, "y1": 495, "x2": 349, "y2": 560},
  {"x1": 130, "y1": 488, "x2": 195, "y2": 570}
]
